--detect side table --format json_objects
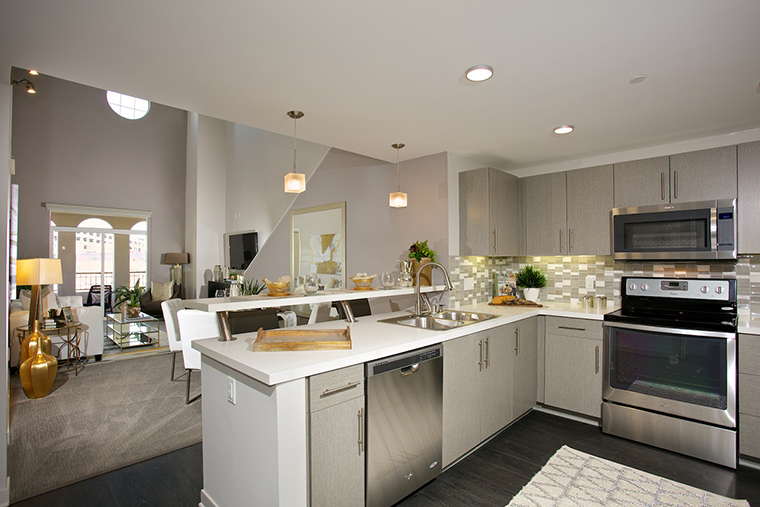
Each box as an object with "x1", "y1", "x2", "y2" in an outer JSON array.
[{"x1": 17, "y1": 323, "x2": 84, "y2": 376}]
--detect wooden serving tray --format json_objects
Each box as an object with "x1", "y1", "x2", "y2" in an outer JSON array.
[
  {"x1": 489, "y1": 299, "x2": 543, "y2": 307},
  {"x1": 253, "y1": 327, "x2": 352, "y2": 351}
]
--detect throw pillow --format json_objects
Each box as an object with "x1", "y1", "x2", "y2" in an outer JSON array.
[
  {"x1": 19, "y1": 290, "x2": 31, "y2": 310},
  {"x1": 151, "y1": 281, "x2": 174, "y2": 302},
  {"x1": 42, "y1": 291, "x2": 60, "y2": 315}
]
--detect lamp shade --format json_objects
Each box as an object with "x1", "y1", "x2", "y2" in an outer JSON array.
[
  {"x1": 163, "y1": 252, "x2": 190, "y2": 265},
  {"x1": 284, "y1": 172, "x2": 306, "y2": 193},
  {"x1": 389, "y1": 191, "x2": 408, "y2": 208},
  {"x1": 17, "y1": 258, "x2": 62, "y2": 285}
]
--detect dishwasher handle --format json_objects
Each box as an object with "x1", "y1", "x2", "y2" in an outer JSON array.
[{"x1": 400, "y1": 364, "x2": 419, "y2": 376}]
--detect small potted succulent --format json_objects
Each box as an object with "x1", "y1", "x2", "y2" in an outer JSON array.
[
  {"x1": 408, "y1": 240, "x2": 439, "y2": 286},
  {"x1": 515, "y1": 265, "x2": 547, "y2": 302},
  {"x1": 114, "y1": 279, "x2": 147, "y2": 318}
]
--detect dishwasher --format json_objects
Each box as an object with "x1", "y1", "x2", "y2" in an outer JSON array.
[{"x1": 366, "y1": 344, "x2": 443, "y2": 507}]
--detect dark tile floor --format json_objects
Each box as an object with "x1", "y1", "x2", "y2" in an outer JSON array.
[{"x1": 12, "y1": 411, "x2": 760, "y2": 506}]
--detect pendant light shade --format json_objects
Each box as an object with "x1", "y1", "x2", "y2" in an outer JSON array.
[
  {"x1": 284, "y1": 110, "x2": 306, "y2": 193},
  {"x1": 389, "y1": 143, "x2": 407, "y2": 208}
]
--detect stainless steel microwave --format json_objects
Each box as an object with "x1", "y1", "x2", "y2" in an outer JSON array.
[{"x1": 611, "y1": 199, "x2": 736, "y2": 260}]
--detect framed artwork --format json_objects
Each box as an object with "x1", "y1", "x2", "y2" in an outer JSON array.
[{"x1": 61, "y1": 306, "x2": 74, "y2": 323}]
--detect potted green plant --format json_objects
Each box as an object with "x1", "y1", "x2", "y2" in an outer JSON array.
[
  {"x1": 408, "y1": 240, "x2": 439, "y2": 286},
  {"x1": 515, "y1": 265, "x2": 547, "y2": 302},
  {"x1": 114, "y1": 279, "x2": 147, "y2": 318},
  {"x1": 240, "y1": 278, "x2": 266, "y2": 296}
]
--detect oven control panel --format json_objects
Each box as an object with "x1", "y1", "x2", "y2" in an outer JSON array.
[{"x1": 625, "y1": 277, "x2": 731, "y2": 300}]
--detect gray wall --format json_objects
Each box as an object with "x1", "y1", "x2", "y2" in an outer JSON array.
[
  {"x1": 10, "y1": 71, "x2": 187, "y2": 286},
  {"x1": 248, "y1": 148, "x2": 450, "y2": 291}
]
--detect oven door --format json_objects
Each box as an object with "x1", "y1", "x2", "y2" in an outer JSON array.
[{"x1": 603, "y1": 321, "x2": 736, "y2": 429}]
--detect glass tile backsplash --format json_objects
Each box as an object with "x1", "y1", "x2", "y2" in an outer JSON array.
[{"x1": 449, "y1": 254, "x2": 756, "y2": 313}]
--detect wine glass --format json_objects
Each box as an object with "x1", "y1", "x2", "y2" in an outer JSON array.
[
  {"x1": 381, "y1": 272, "x2": 396, "y2": 289},
  {"x1": 304, "y1": 274, "x2": 319, "y2": 294}
]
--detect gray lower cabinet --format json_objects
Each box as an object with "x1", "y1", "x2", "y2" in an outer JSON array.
[
  {"x1": 512, "y1": 317, "x2": 538, "y2": 419},
  {"x1": 459, "y1": 167, "x2": 519, "y2": 256},
  {"x1": 543, "y1": 317, "x2": 603, "y2": 418},
  {"x1": 738, "y1": 141, "x2": 760, "y2": 254},
  {"x1": 613, "y1": 156, "x2": 670, "y2": 208},
  {"x1": 739, "y1": 334, "x2": 760, "y2": 459},
  {"x1": 309, "y1": 365, "x2": 365, "y2": 507},
  {"x1": 442, "y1": 325, "x2": 513, "y2": 467}
]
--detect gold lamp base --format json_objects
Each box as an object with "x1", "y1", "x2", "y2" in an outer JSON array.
[
  {"x1": 20, "y1": 321, "x2": 58, "y2": 399},
  {"x1": 19, "y1": 320, "x2": 52, "y2": 365}
]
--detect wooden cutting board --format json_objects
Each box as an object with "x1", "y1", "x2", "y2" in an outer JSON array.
[
  {"x1": 253, "y1": 327, "x2": 352, "y2": 351},
  {"x1": 489, "y1": 298, "x2": 543, "y2": 307}
]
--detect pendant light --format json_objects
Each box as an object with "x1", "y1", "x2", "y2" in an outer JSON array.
[
  {"x1": 389, "y1": 143, "x2": 407, "y2": 208},
  {"x1": 284, "y1": 110, "x2": 306, "y2": 193}
]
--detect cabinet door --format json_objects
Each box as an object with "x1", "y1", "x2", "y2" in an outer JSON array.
[
  {"x1": 489, "y1": 168, "x2": 519, "y2": 256},
  {"x1": 521, "y1": 172, "x2": 567, "y2": 255},
  {"x1": 442, "y1": 332, "x2": 485, "y2": 466},
  {"x1": 613, "y1": 156, "x2": 670, "y2": 208},
  {"x1": 481, "y1": 325, "x2": 513, "y2": 439},
  {"x1": 459, "y1": 168, "x2": 490, "y2": 256},
  {"x1": 738, "y1": 141, "x2": 760, "y2": 254},
  {"x1": 310, "y1": 396, "x2": 365, "y2": 507},
  {"x1": 544, "y1": 333, "x2": 602, "y2": 418},
  {"x1": 512, "y1": 318, "x2": 538, "y2": 419},
  {"x1": 669, "y1": 146, "x2": 737, "y2": 202},
  {"x1": 566, "y1": 165, "x2": 613, "y2": 255}
]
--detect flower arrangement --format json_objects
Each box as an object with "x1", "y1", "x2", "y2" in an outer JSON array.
[{"x1": 408, "y1": 240, "x2": 439, "y2": 263}]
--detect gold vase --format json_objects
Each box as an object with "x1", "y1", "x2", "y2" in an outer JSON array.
[
  {"x1": 20, "y1": 322, "x2": 58, "y2": 399},
  {"x1": 19, "y1": 320, "x2": 53, "y2": 365},
  {"x1": 126, "y1": 305, "x2": 141, "y2": 318},
  {"x1": 412, "y1": 258, "x2": 432, "y2": 286}
]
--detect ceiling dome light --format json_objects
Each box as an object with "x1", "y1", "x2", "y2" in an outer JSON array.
[
  {"x1": 630, "y1": 74, "x2": 647, "y2": 84},
  {"x1": 553, "y1": 125, "x2": 574, "y2": 135},
  {"x1": 465, "y1": 65, "x2": 493, "y2": 82}
]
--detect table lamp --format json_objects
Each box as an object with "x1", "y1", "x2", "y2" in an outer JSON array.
[
  {"x1": 17, "y1": 258, "x2": 63, "y2": 328},
  {"x1": 163, "y1": 252, "x2": 190, "y2": 286}
]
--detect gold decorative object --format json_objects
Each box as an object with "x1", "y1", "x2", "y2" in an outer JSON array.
[
  {"x1": 20, "y1": 321, "x2": 58, "y2": 399},
  {"x1": 19, "y1": 320, "x2": 52, "y2": 365},
  {"x1": 126, "y1": 305, "x2": 141, "y2": 318},
  {"x1": 412, "y1": 258, "x2": 432, "y2": 286}
]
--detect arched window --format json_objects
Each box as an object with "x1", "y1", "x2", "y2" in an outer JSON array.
[{"x1": 106, "y1": 91, "x2": 150, "y2": 120}]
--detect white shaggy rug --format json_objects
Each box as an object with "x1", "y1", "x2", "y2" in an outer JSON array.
[{"x1": 508, "y1": 446, "x2": 749, "y2": 507}]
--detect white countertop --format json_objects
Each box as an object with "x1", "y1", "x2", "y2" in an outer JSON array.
[
  {"x1": 183, "y1": 285, "x2": 447, "y2": 312},
  {"x1": 193, "y1": 301, "x2": 617, "y2": 386},
  {"x1": 738, "y1": 314, "x2": 760, "y2": 335}
]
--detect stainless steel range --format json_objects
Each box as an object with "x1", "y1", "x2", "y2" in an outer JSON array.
[{"x1": 602, "y1": 276, "x2": 738, "y2": 468}]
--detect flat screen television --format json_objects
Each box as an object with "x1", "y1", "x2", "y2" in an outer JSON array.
[{"x1": 225, "y1": 230, "x2": 258, "y2": 271}]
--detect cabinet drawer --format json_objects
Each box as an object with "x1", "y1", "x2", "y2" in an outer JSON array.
[
  {"x1": 740, "y1": 413, "x2": 760, "y2": 459},
  {"x1": 545, "y1": 316, "x2": 602, "y2": 341},
  {"x1": 310, "y1": 365, "x2": 364, "y2": 412},
  {"x1": 739, "y1": 334, "x2": 760, "y2": 376},
  {"x1": 739, "y1": 373, "x2": 760, "y2": 417}
]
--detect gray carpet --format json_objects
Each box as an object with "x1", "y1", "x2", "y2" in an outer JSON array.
[{"x1": 8, "y1": 353, "x2": 202, "y2": 502}]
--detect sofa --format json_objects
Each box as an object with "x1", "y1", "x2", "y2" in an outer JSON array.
[
  {"x1": 9, "y1": 295, "x2": 104, "y2": 367},
  {"x1": 140, "y1": 283, "x2": 182, "y2": 318}
]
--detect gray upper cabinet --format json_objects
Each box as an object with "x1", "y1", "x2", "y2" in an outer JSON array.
[
  {"x1": 613, "y1": 156, "x2": 670, "y2": 208},
  {"x1": 738, "y1": 141, "x2": 760, "y2": 254},
  {"x1": 520, "y1": 172, "x2": 567, "y2": 255},
  {"x1": 459, "y1": 167, "x2": 518, "y2": 256},
  {"x1": 566, "y1": 165, "x2": 613, "y2": 255},
  {"x1": 669, "y1": 146, "x2": 737, "y2": 202}
]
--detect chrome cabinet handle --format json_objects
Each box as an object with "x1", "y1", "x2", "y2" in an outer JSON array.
[
  {"x1": 485, "y1": 337, "x2": 490, "y2": 369},
  {"x1": 673, "y1": 170, "x2": 678, "y2": 199},
  {"x1": 558, "y1": 325, "x2": 586, "y2": 331},
  {"x1": 478, "y1": 339, "x2": 483, "y2": 371},
  {"x1": 321, "y1": 381, "x2": 360, "y2": 397},
  {"x1": 493, "y1": 228, "x2": 498, "y2": 253},
  {"x1": 595, "y1": 345, "x2": 600, "y2": 374},
  {"x1": 559, "y1": 229, "x2": 563, "y2": 253},
  {"x1": 514, "y1": 328, "x2": 520, "y2": 355},
  {"x1": 357, "y1": 408, "x2": 364, "y2": 455},
  {"x1": 568, "y1": 229, "x2": 573, "y2": 253},
  {"x1": 661, "y1": 172, "x2": 666, "y2": 201}
]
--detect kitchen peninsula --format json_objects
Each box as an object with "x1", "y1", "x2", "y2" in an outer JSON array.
[{"x1": 190, "y1": 296, "x2": 612, "y2": 507}]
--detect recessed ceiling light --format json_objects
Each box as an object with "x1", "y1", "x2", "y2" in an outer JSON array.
[
  {"x1": 553, "y1": 125, "x2": 574, "y2": 135},
  {"x1": 465, "y1": 65, "x2": 493, "y2": 82},
  {"x1": 28, "y1": 69, "x2": 39, "y2": 76},
  {"x1": 630, "y1": 74, "x2": 647, "y2": 84}
]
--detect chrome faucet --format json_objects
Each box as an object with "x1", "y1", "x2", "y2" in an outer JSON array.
[{"x1": 415, "y1": 262, "x2": 454, "y2": 317}]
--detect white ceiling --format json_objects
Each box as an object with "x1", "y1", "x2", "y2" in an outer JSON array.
[{"x1": 2, "y1": 0, "x2": 760, "y2": 169}]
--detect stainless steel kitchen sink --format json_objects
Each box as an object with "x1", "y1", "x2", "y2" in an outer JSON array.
[{"x1": 379, "y1": 311, "x2": 497, "y2": 331}]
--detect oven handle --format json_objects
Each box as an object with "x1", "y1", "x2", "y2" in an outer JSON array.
[{"x1": 603, "y1": 320, "x2": 735, "y2": 340}]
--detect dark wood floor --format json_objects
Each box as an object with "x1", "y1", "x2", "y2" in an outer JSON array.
[{"x1": 12, "y1": 410, "x2": 760, "y2": 506}]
